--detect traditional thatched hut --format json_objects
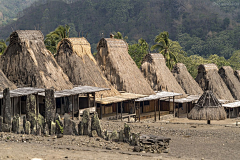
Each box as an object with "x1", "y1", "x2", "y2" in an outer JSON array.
[
  {"x1": 141, "y1": 53, "x2": 186, "y2": 95},
  {"x1": 96, "y1": 38, "x2": 155, "y2": 95},
  {"x1": 219, "y1": 66, "x2": 240, "y2": 100},
  {"x1": 234, "y1": 70, "x2": 240, "y2": 82},
  {"x1": 55, "y1": 37, "x2": 120, "y2": 98},
  {"x1": 0, "y1": 30, "x2": 73, "y2": 90},
  {"x1": 188, "y1": 90, "x2": 226, "y2": 120},
  {"x1": 195, "y1": 64, "x2": 234, "y2": 101},
  {"x1": 172, "y1": 63, "x2": 203, "y2": 95},
  {"x1": 0, "y1": 69, "x2": 17, "y2": 91}
]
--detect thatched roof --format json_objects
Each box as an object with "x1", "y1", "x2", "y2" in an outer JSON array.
[
  {"x1": 234, "y1": 70, "x2": 240, "y2": 82},
  {"x1": 188, "y1": 90, "x2": 226, "y2": 120},
  {"x1": 195, "y1": 64, "x2": 234, "y2": 102},
  {"x1": 96, "y1": 38, "x2": 155, "y2": 95},
  {"x1": 0, "y1": 30, "x2": 73, "y2": 91},
  {"x1": 219, "y1": 66, "x2": 240, "y2": 100},
  {"x1": 172, "y1": 63, "x2": 203, "y2": 95},
  {"x1": 0, "y1": 69, "x2": 17, "y2": 91},
  {"x1": 141, "y1": 53, "x2": 186, "y2": 96},
  {"x1": 55, "y1": 38, "x2": 120, "y2": 98}
]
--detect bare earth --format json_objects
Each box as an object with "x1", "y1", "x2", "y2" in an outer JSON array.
[{"x1": 1, "y1": 116, "x2": 240, "y2": 160}]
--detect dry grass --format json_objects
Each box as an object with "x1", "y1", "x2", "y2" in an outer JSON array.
[
  {"x1": 195, "y1": 64, "x2": 234, "y2": 102},
  {"x1": 0, "y1": 30, "x2": 73, "y2": 91},
  {"x1": 56, "y1": 38, "x2": 120, "y2": 98},
  {"x1": 96, "y1": 38, "x2": 155, "y2": 95},
  {"x1": 172, "y1": 63, "x2": 203, "y2": 95}
]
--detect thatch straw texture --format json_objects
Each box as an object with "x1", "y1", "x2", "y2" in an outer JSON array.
[
  {"x1": 141, "y1": 53, "x2": 186, "y2": 96},
  {"x1": 55, "y1": 38, "x2": 120, "y2": 98},
  {"x1": 219, "y1": 66, "x2": 240, "y2": 100},
  {"x1": 96, "y1": 38, "x2": 155, "y2": 95},
  {"x1": 195, "y1": 64, "x2": 234, "y2": 101},
  {"x1": 0, "y1": 30, "x2": 73, "y2": 90},
  {"x1": 172, "y1": 63, "x2": 203, "y2": 95},
  {"x1": 234, "y1": 70, "x2": 240, "y2": 82},
  {"x1": 188, "y1": 90, "x2": 226, "y2": 120},
  {"x1": 0, "y1": 69, "x2": 17, "y2": 91}
]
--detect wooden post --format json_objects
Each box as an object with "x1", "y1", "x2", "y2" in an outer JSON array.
[
  {"x1": 172, "y1": 97, "x2": 175, "y2": 117},
  {"x1": 13, "y1": 98, "x2": 15, "y2": 117},
  {"x1": 134, "y1": 100, "x2": 136, "y2": 122},
  {"x1": 159, "y1": 99, "x2": 161, "y2": 120},
  {"x1": 139, "y1": 102, "x2": 140, "y2": 122},
  {"x1": 87, "y1": 93, "x2": 90, "y2": 108},
  {"x1": 121, "y1": 102, "x2": 123, "y2": 121},
  {"x1": 19, "y1": 97, "x2": 21, "y2": 117},
  {"x1": 100, "y1": 103, "x2": 102, "y2": 119},
  {"x1": 60, "y1": 97, "x2": 63, "y2": 115},
  {"x1": 72, "y1": 95, "x2": 74, "y2": 120},
  {"x1": 186, "y1": 102, "x2": 188, "y2": 117},
  {"x1": 93, "y1": 92, "x2": 96, "y2": 112},
  {"x1": 178, "y1": 103, "x2": 180, "y2": 118},
  {"x1": 154, "y1": 100, "x2": 156, "y2": 122},
  {"x1": 229, "y1": 107, "x2": 230, "y2": 119},
  {"x1": 116, "y1": 103, "x2": 118, "y2": 120},
  {"x1": 35, "y1": 94, "x2": 39, "y2": 131}
]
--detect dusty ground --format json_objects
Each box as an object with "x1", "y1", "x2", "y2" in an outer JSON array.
[{"x1": 1, "y1": 116, "x2": 240, "y2": 160}]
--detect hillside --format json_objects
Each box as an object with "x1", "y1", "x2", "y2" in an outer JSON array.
[{"x1": 0, "y1": 0, "x2": 239, "y2": 57}]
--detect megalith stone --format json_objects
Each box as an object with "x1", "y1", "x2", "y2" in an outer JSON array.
[
  {"x1": 12, "y1": 115, "x2": 20, "y2": 133},
  {"x1": 78, "y1": 121, "x2": 83, "y2": 135},
  {"x1": 119, "y1": 130, "x2": 124, "y2": 142},
  {"x1": 0, "y1": 116, "x2": 3, "y2": 132},
  {"x1": 51, "y1": 121, "x2": 56, "y2": 135},
  {"x1": 45, "y1": 89, "x2": 56, "y2": 129},
  {"x1": 91, "y1": 112, "x2": 102, "y2": 137},
  {"x1": 82, "y1": 110, "x2": 91, "y2": 135},
  {"x1": 131, "y1": 133, "x2": 140, "y2": 146},
  {"x1": 3, "y1": 88, "x2": 11, "y2": 128},
  {"x1": 72, "y1": 121, "x2": 78, "y2": 135},
  {"x1": 44, "y1": 123, "x2": 49, "y2": 136},
  {"x1": 26, "y1": 95, "x2": 36, "y2": 129},
  {"x1": 25, "y1": 121, "x2": 31, "y2": 134},
  {"x1": 124, "y1": 123, "x2": 131, "y2": 142},
  {"x1": 110, "y1": 130, "x2": 119, "y2": 142},
  {"x1": 63, "y1": 114, "x2": 73, "y2": 135}
]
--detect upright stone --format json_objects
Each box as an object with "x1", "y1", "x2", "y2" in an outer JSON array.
[
  {"x1": 82, "y1": 110, "x2": 91, "y2": 135},
  {"x1": 45, "y1": 89, "x2": 56, "y2": 129},
  {"x1": 12, "y1": 115, "x2": 20, "y2": 133},
  {"x1": 124, "y1": 123, "x2": 131, "y2": 142},
  {"x1": 50, "y1": 121, "x2": 56, "y2": 135},
  {"x1": 3, "y1": 88, "x2": 11, "y2": 127},
  {"x1": 91, "y1": 112, "x2": 102, "y2": 137},
  {"x1": 26, "y1": 95, "x2": 36, "y2": 129},
  {"x1": 78, "y1": 121, "x2": 83, "y2": 135},
  {"x1": 63, "y1": 114, "x2": 73, "y2": 135},
  {"x1": 44, "y1": 123, "x2": 49, "y2": 136},
  {"x1": 0, "y1": 116, "x2": 3, "y2": 132},
  {"x1": 25, "y1": 121, "x2": 31, "y2": 134}
]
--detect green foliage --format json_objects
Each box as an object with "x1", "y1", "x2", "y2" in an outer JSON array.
[
  {"x1": 128, "y1": 38, "x2": 149, "y2": 68},
  {"x1": 151, "y1": 31, "x2": 178, "y2": 70},
  {"x1": 113, "y1": 32, "x2": 128, "y2": 41},
  {"x1": 44, "y1": 24, "x2": 70, "y2": 54},
  {"x1": 56, "y1": 120, "x2": 63, "y2": 134},
  {"x1": 227, "y1": 50, "x2": 240, "y2": 70},
  {"x1": 0, "y1": 39, "x2": 7, "y2": 55}
]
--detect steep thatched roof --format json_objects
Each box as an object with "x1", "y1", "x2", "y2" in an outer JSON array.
[
  {"x1": 55, "y1": 38, "x2": 120, "y2": 98},
  {"x1": 141, "y1": 53, "x2": 186, "y2": 96},
  {"x1": 0, "y1": 69, "x2": 17, "y2": 91},
  {"x1": 219, "y1": 66, "x2": 240, "y2": 100},
  {"x1": 234, "y1": 70, "x2": 240, "y2": 82},
  {"x1": 188, "y1": 90, "x2": 226, "y2": 120},
  {"x1": 0, "y1": 30, "x2": 73, "y2": 91},
  {"x1": 96, "y1": 38, "x2": 155, "y2": 95},
  {"x1": 172, "y1": 63, "x2": 203, "y2": 95},
  {"x1": 195, "y1": 64, "x2": 234, "y2": 102}
]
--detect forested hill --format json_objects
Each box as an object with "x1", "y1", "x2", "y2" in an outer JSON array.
[{"x1": 0, "y1": 0, "x2": 240, "y2": 58}]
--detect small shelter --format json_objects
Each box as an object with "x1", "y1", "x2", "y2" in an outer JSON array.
[
  {"x1": 188, "y1": 90, "x2": 227, "y2": 120},
  {"x1": 96, "y1": 38, "x2": 155, "y2": 95},
  {"x1": 141, "y1": 53, "x2": 186, "y2": 95},
  {"x1": 195, "y1": 64, "x2": 234, "y2": 102},
  {"x1": 219, "y1": 66, "x2": 240, "y2": 100},
  {"x1": 0, "y1": 30, "x2": 73, "y2": 90},
  {"x1": 55, "y1": 37, "x2": 120, "y2": 98},
  {"x1": 172, "y1": 63, "x2": 203, "y2": 95}
]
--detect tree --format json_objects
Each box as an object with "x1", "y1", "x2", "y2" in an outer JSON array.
[
  {"x1": 128, "y1": 38, "x2": 149, "y2": 68},
  {"x1": 0, "y1": 40, "x2": 7, "y2": 55},
  {"x1": 151, "y1": 31, "x2": 177, "y2": 70},
  {"x1": 113, "y1": 31, "x2": 128, "y2": 41},
  {"x1": 44, "y1": 24, "x2": 70, "y2": 54}
]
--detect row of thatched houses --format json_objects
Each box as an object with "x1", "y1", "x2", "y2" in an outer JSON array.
[{"x1": 0, "y1": 30, "x2": 240, "y2": 123}]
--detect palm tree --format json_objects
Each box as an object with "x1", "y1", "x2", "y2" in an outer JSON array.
[
  {"x1": 44, "y1": 24, "x2": 70, "y2": 55},
  {"x1": 151, "y1": 31, "x2": 177, "y2": 70},
  {"x1": 0, "y1": 40, "x2": 7, "y2": 55}
]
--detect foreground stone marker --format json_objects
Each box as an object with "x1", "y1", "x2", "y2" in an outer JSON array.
[
  {"x1": 63, "y1": 114, "x2": 73, "y2": 135},
  {"x1": 25, "y1": 121, "x2": 31, "y2": 134},
  {"x1": 26, "y1": 95, "x2": 36, "y2": 129},
  {"x1": 12, "y1": 115, "x2": 20, "y2": 133},
  {"x1": 91, "y1": 112, "x2": 102, "y2": 137},
  {"x1": 3, "y1": 88, "x2": 11, "y2": 128},
  {"x1": 51, "y1": 121, "x2": 56, "y2": 135},
  {"x1": 0, "y1": 116, "x2": 3, "y2": 132},
  {"x1": 45, "y1": 89, "x2": 56, "y2": 129},
  {"x1": 82, "y1": 110, "x2": 91, "y2": 135}
]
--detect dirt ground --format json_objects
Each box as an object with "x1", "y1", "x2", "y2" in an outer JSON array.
[{"x1": 1, "y1": 116, "x2": 240, "y2": 160}]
